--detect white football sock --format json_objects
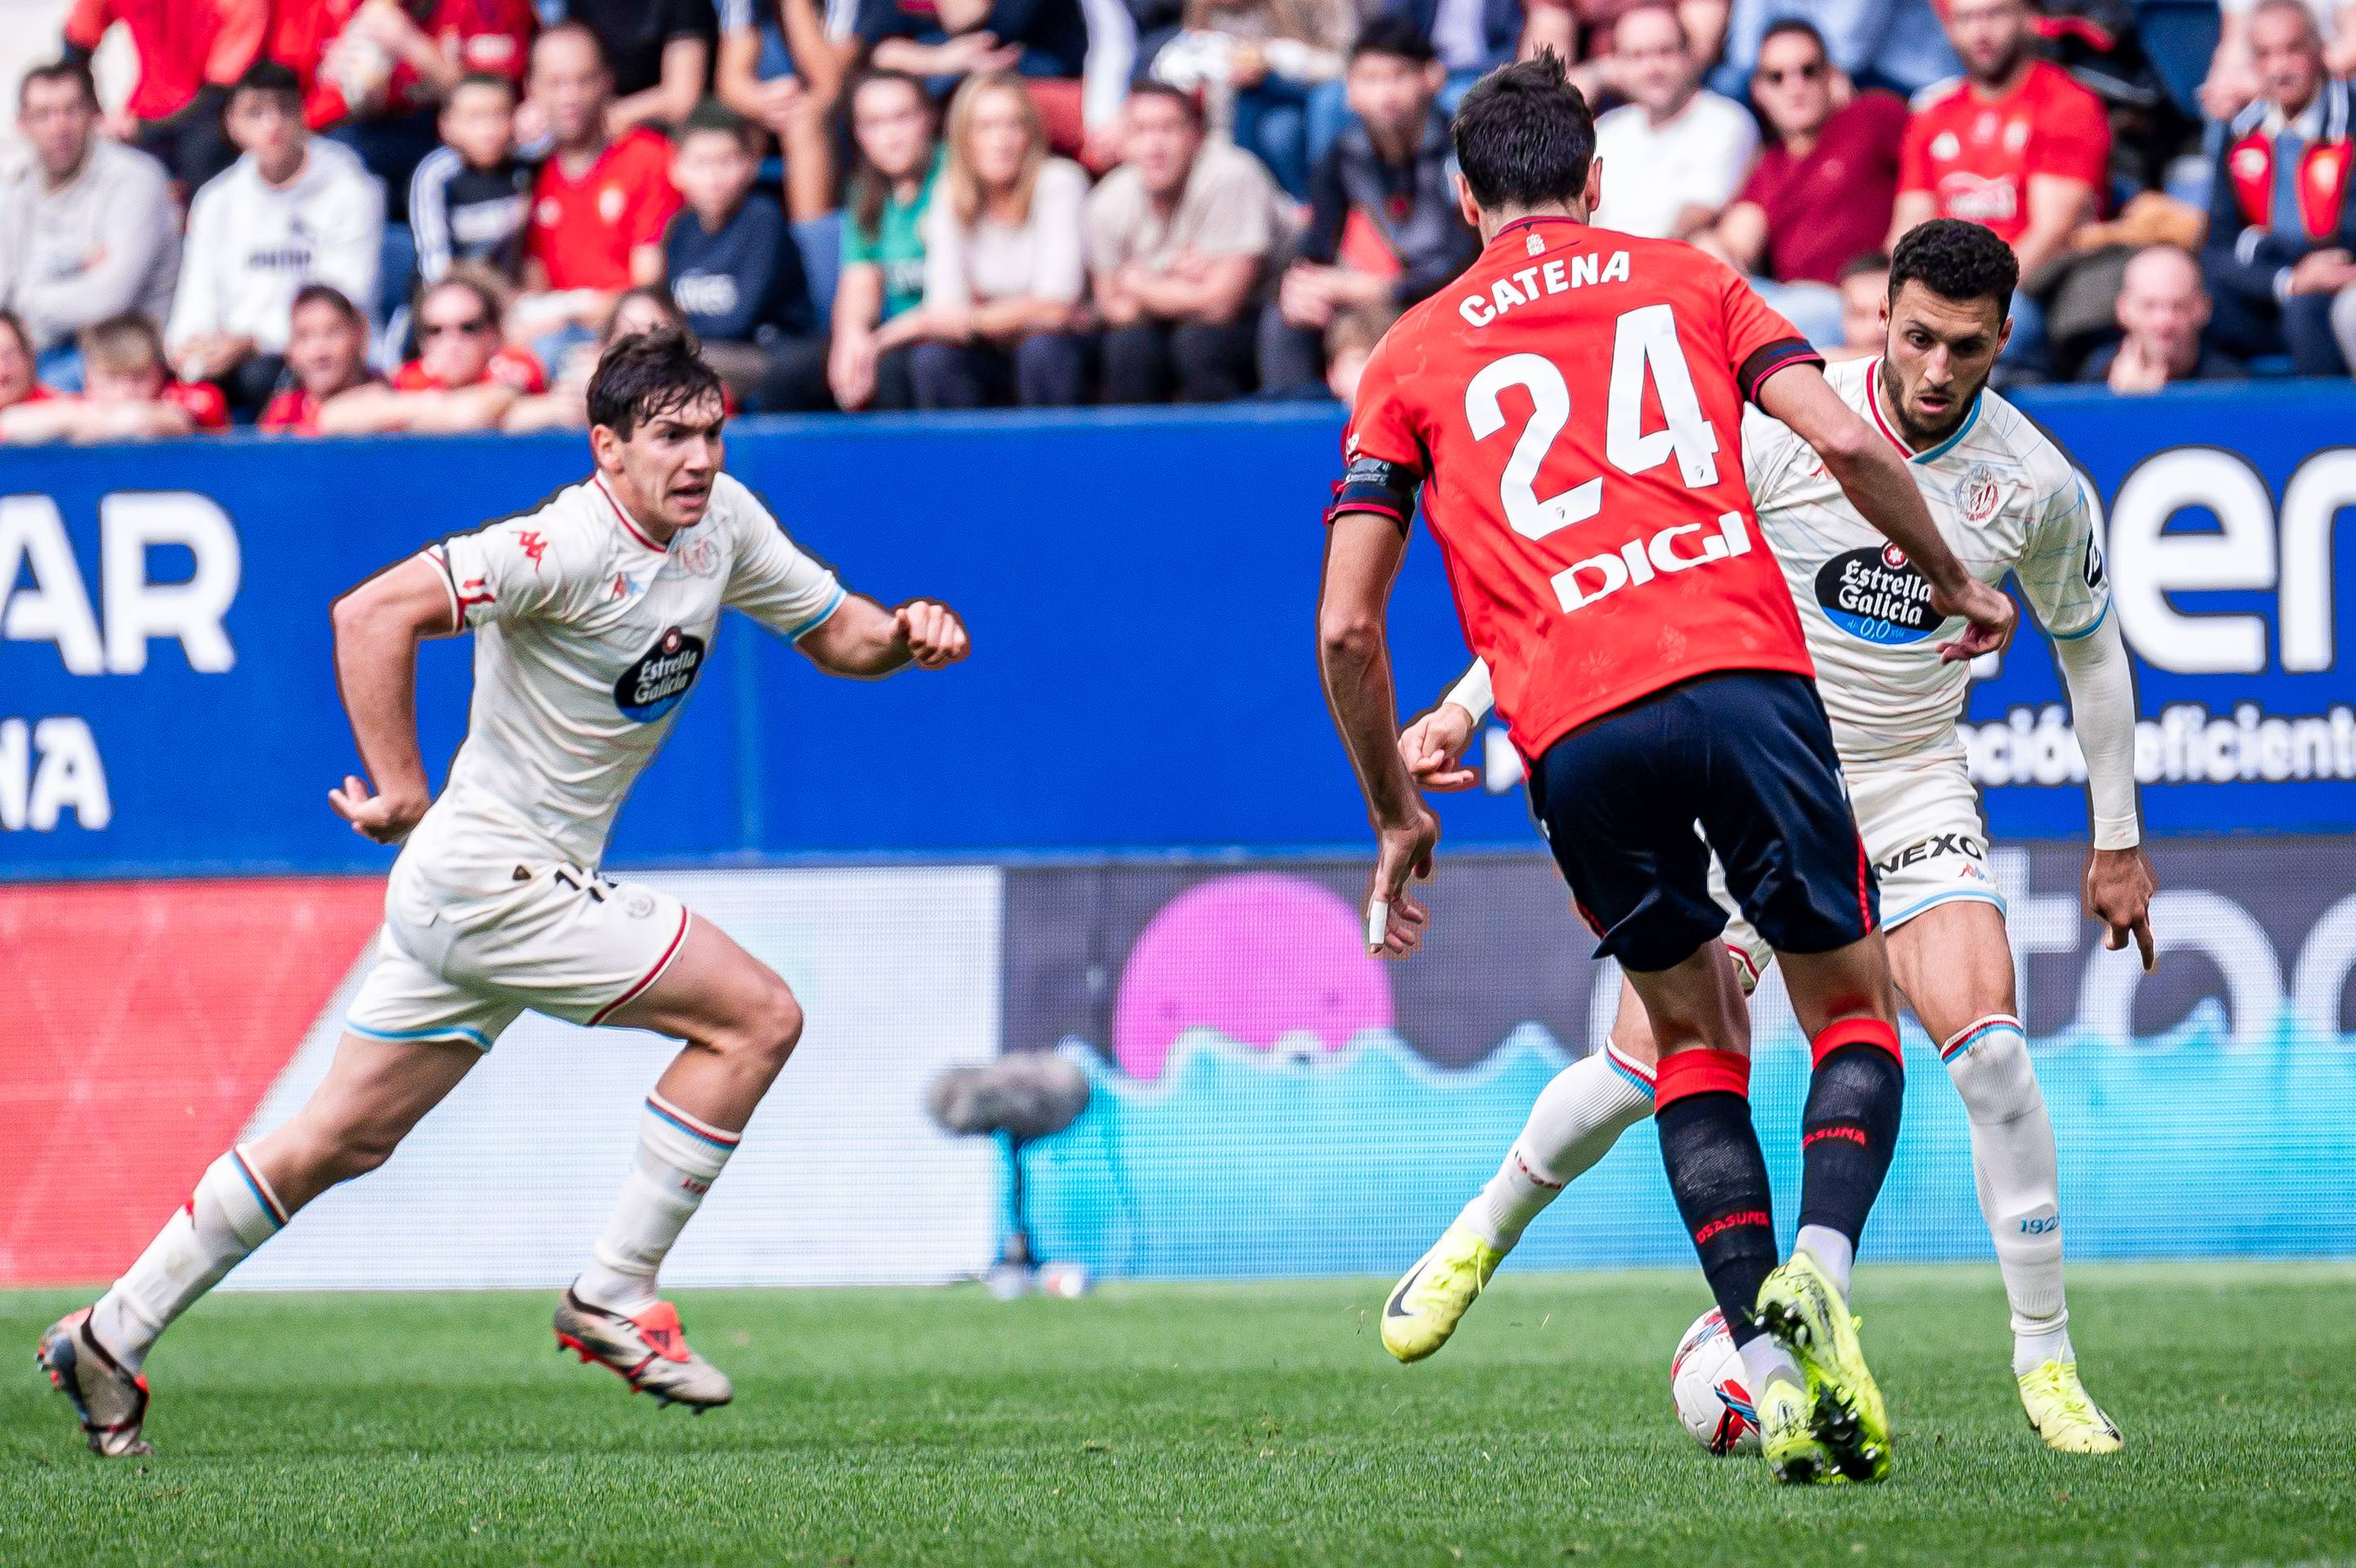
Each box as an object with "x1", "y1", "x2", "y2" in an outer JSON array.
[
  {"x1": 574, "y1": 1093, "x2": 741, "y2": 1316},
  {"x1": 89, "y1": 1147, "x2": 287, "y2": 1372},
  {"x1": 1463, "y1": 1046, "x2": 1655, "y2": 1249},
  {"x1": 1738, "y1": 1331, "x2": 1804, "y2": 1393},
  {"x1": 1794, "y1": 1225, "x2": 1853, "y2": 1299},
  {"x1": 1942, "y1": 1015, "x2": 2073, "y2": 1374}
]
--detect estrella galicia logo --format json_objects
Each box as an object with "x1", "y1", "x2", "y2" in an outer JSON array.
[
  {"x1": 613, "y1": 626, "x2": 706, "y2": 722},
  {"x1": 1815, "y1": 545, "x2": 1942, "y2": 645}
]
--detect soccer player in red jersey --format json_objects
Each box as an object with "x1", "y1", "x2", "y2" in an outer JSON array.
[
  {"x1": 1890, "y1": 0, "x2": 2109, "y2": 369},
  {"x1": 1316, "y1": 55, "x2": 2015, "y2": 1486}
]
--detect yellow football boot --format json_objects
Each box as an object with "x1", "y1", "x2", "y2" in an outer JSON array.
[
  {"x1": 1379, "y1": 1222, "x2": 1504, "y2": 1364},
  {"x1": 2018, "y1": 1360, "x2": 2123, "y2": 1453}
]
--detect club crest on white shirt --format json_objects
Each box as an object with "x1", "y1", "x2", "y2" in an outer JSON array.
[{"x1": 1960, "y1": 462, "x2": 2003, "y2": 523}]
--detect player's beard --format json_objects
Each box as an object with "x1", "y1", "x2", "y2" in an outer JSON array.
[{"x1": 1877, "y1": 357, "x2": 1971, "y2": 452}]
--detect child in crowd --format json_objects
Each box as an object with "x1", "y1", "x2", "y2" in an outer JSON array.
[
  {"x1": 665, "y1": 101, "x2": 827, "y2": 410},
  {"x1": 259, "y1": 284, "x2": 379, "y2": 433},
  {"x1": 2, "y1": 313, "x2": 227, "y2": 443},
  {"x1": 410, "y1": 72, "x2": 538, "y2": 283},
  {"x1": 830, "y1": 69, "x2": 942, "y2": 412}
]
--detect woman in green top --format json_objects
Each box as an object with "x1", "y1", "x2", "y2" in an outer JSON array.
[{"x1": 829, "y1": 70, "x2": 943, "y2": 412}]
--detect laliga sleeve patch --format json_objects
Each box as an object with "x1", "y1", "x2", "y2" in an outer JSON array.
[{"x1": 1328, "y1": 455, "x2": 1422, "y2": 531}]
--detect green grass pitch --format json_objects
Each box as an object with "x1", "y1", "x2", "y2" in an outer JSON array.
[{"x1": 5, "y1": 1263, "x2": 2351, "y2": 1566}]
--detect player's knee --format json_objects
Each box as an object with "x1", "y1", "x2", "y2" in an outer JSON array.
[
  {"x1": 1945, "y1": 1023, "x2": 2042, "y2": 1126},
  {"x1": 725, "y1": 983, "x2": 804, "y2": 1074}
]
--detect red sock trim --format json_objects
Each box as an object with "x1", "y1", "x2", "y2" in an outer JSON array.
[
  {"x1": 1810, "y1": 1016, "x2": 1902, "y2": 1069},
  {"x1": 1653, "y1": 1048, "x2": 1751, "y2": 1109}
]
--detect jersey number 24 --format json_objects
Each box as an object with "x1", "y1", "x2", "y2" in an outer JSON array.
[{"x1": 1464, "y1": 304, "x2": 1723, "y2": 544}]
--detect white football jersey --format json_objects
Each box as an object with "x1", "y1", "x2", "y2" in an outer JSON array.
[
  {"x1": 401, "y1": 471, "x2": 842, "y2": 886},
  {"x1": 1740, "y1": 355, "x2": 2108, "y2": 766}
]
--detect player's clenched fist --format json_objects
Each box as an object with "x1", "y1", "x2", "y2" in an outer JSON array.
[
  {"x1": 1398, "y1": 702, "x2": 1481, "y2": 792},
  {"x1": 894, "y1": 600, "x2": 969, "y2": 670}
]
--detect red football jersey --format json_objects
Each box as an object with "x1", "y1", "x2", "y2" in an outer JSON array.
[
  {"x1": 66, "y1": 0, "x2": 269, "y2": 124},
  {"x1": 161, "y1": 380, "x2": 230, "y2": 431},
  {"x1": 527, "y1": 130, "x2": 682, "y2": 292},
  {"x1": 393, "y1": 345, "x2": 548, "y2": 394},
  {"x1": 1897, "y1": 60, "x2": 2109, "y2": 244},
  {"x1": 1334, "y1": 219, "x2": 1822, "y2": 760},
  {"x1": 278, "y1": 0, "x2": 535, "y2": 128}
]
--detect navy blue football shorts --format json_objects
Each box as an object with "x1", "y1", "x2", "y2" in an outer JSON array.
[{"x1": 1526, "y1": 670, "x2": 1878, "y2": 973}]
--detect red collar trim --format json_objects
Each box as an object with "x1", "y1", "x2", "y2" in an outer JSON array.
[
  {"x1": 1863, "y1": 359, "x2": 1912, "y2": 456},
  {"x1": 595, "y1": 475, "x2": 667, "y2": 552}
]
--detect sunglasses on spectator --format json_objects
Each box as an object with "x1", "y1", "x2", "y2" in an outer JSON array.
[
  {"x1": 1758, "y1": 61, "x2": 1827, "y2": 85},
  {"x1": 421, "y1": 316, "x2": 494, "y2": 339}
]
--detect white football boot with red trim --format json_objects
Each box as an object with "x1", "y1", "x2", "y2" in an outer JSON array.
[
  {"x1": 553, "y1": 1290, "x2": 733, "y2": 1410},
  {"x1": 37, "y1": 1308, "x2": 154, "y2": 1457}
]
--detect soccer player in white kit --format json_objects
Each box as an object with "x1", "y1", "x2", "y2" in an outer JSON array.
[
  {"x1": 38, "y1": 330, "x2": 971, "y2": 1456},
  {"x1": 1380, "y1": 222, "x2": 2158, "y2": 1453}
]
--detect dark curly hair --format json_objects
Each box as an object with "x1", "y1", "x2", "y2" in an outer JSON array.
[
  {"x1": 1450, "y1": 51, "x2": 1597, "y2": 212},
  {"x1": 1888, "y1": 218, "x2": 2019, "y2": 315},
  {"x1": 586, "y1": 327, "x2": 723, "y2": 439}
]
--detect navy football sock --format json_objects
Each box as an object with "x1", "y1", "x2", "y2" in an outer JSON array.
[
  {"x1": 1795, "y1": 1019, "x2": 1905, "y2": 1257},
  {"x1": 1655, "y1": 1049, "x2": 1777, "y2": 1345}
]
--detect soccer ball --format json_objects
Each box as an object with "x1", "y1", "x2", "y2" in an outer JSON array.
[{"x1": 1671, "y1": 1307, "x2": 1760, "y2": 1455}]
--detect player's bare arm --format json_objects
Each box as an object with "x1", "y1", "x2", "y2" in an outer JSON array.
[
  {"x1": 1756, "y1": 365, "x2": 2017, "y2": 662},
  {"x1": 796, "y1": 595, "x2": 971, "y2": 676},
  {"x1": 1318, "y1": 509, "x2": 1436, "y2": 959},
  {"x1": 327, "y1": 553, "x2": 463, "y2": 844}
]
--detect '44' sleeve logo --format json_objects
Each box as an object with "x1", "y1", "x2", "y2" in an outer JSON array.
[{"x1": 516, "y1": 529, "x2": 547, "y2": 570}]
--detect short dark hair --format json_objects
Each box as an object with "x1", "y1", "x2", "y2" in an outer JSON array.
[
  {"x1": 230, "y1": 60, "x2": 303, "y2": 110},
  {"x1": 1757, "y1": 17, "x2": 1828, "y2": 59},
  {"x1": 586, "y1": 327, "x2": 724, "y2": 438},
  {"x1": 0, "y1": 306, "x2": 31, "y2": 357},
  {"x1": 20, "y1": 58, "x2": 98, "y2": 109},
  {"x1": 675, "y1": 96, "x2": 752, "y2": 147},
  {"x1": 292, "y1": 283, "x2": 364, "y2": 325},
  {"x1": 1351, "y1": 14, "x2": 1438, "y2": 66},
  {"x1": 1451, "y1": 52, "x2": 1597, "y2": 212},
  {"x1": 1888, "y1": 219, "x2": 2019, "y2": 314},
  {"x1": 1837, "y1": 250, "x2": 1891, "y2": 285},
  {"x1": 1125, "y1": 80, "x2": 1204, "y2": 128}
]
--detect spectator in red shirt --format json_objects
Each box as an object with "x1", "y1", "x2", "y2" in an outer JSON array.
[
  {"x1": 319, "y1": 269, "x2": 546, "y2": 432},
  {"x1": 0, "y1": 309, "x2": 61, "y2": 419},
  {"x1": 1, "y1": 312, "x2": 228, "y2": 443},
  {"x1": 514, "y1": 24, "x2": 682, "y2": 360},
  {"x1": 275, "y1": 0, "x2": 537, "y2": 207},
  {"x1": 1702, "y1": 19, "x2": 1904, "y2": 347},
  {"x1": 62, "y1": 0, "x2": 269, "y2": 191},
  {"x1": 1891, "y1": 0, "x2": 2109, "y2": 372},
  {"x1": 259, "y1": 283, "x2": 379, "y2": 433}
]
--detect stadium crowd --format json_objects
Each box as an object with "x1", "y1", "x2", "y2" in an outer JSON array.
[{"x1": 0, "y1": 0, "x2": 2352, "y2": 436}]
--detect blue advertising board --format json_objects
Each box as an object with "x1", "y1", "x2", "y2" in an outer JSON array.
[{"x1": 2, "y1": 385, "x2": 2352, "y2": 879}]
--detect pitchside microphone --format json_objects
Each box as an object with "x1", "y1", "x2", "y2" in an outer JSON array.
[
  {"x1": 925, "y1": 1052, "x2": 1089, "y2": 1143},
  {"x1": 926, "y1": 1052, "x2": 1091, "y2": 1298}
]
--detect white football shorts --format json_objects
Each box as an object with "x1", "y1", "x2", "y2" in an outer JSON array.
[
  {"x1": 1715, "y1": 752, "x2": 2003, "y2": 987},
  {"x1": 343, "y1": 857, "x2": 693, "y2": 1050}
]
